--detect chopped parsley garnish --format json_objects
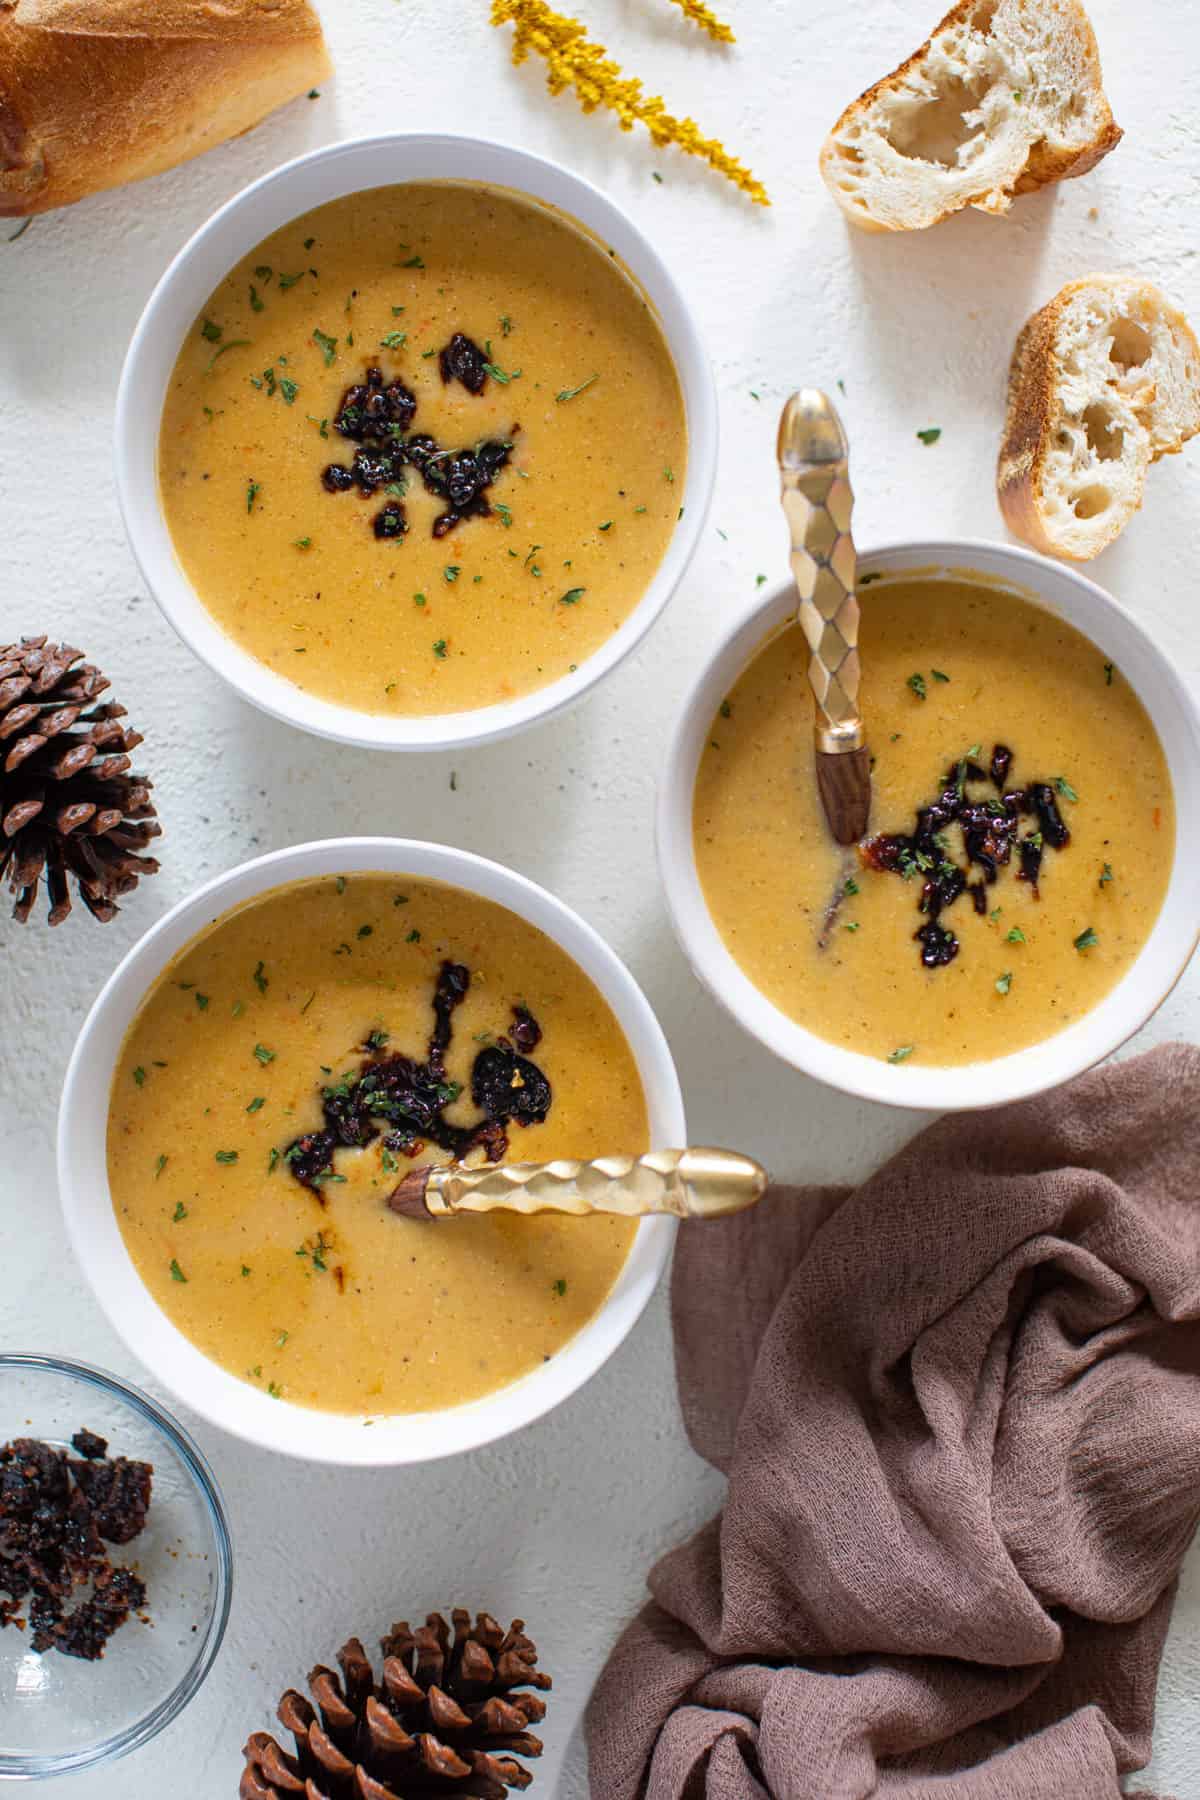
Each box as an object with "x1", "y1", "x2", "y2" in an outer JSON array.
[
  {"x1": 169, "y1": 1259, "x2": 187, "y2": 1284},
  {"x1": 406, "y1": 928, "x2": 421, "y2": 943},
  {"x1": 279, "y1": 377, "x2": 298, "y2": 406},
  {"x1": 215, "y1": 1150, "x2": 239, "y2": 1165},
  {"x1": 293, "y1": 536, "x2": 312, "y2": 550},
  {"x1": 553, "y1": 1278, "x2": 567, "y2": 1296},
  {"x1": 1074, "y1": 927, "x2": 1099, "y2": 951},
  {"x1": 495, "y1": 502, "x2": 513, "y2": 527},
  {"x1": 499, "y1": 314, "x2": 514, "y2": 335},
  {"x1": 173, "y1": 1202, "x2": 188, "y2": 1222},
  {"x1": 200, "y1": 318, "x2": 223, "y2": 343},
  {"x1": 268, "y1": 1148, "x2": 280, "y2": 1174},
  {"x1": 555, "y1": 374, "x2": 598, "y2": 403},
  {"x1": 482, "y1": 345, "x2": 521, "y2": 384},
  {"x1": 253, "y1": 961, "x2": 268, "y2": 993},
  {"x1": 916, "y1": 427, "x2": 942, "y2": 445},
  {"x1": 907, "y1": 673, "x2": 927, "y2": 701},
  {"x1": 443, "y1": 566, "x2": 460, "y2": 583},
  {"x1": 254, "y1": 1044, "x2": 276, "y2": 1064},
  {"x1": 307, "y1": 414, "x2": 329, "y2": 437},
  {"x1": 154, "y1": 1154, "x2": 168, "y2": 1179},
  {"x1": 249, "y1": 284, "x2": 264, "y2": 313},
  {"x1": 133, "y1": 1066, "x2": 146, "y2": 1087},
  {"x1": 995, "y1": 971, "x2": 1013, "y2": 996},
  {"x1": 931, "y1": 669, "x2": 950, "y2": 683},
  {"x1": 844, "y1": 877, "x2": 860, "y2": 897},
  {"x1": 312, "y1": 328, "x2": 338, "y2": 366},
  {"x1": 246, "y1": 1096, "x2": 266, "y2": 1114},
  {"x1": 246, "y1": 479, "x2": 261, "y2": 514},
  {"x1": 1006, "y1": 926, "x2": 1026, "y2": 944},
  {"x1": 380, "y1": 331, "x2": 407, "y2": 349},
  {"x1": 357, "y1": 924, "x2": 373, "y2": 939},
  {"x1": 887, "y1": 1045, "x2": 915, "y2": 1063},
  {"x1": 1103, "y1": 661, "x2": 1114, "y2": 685},
  {"x1": 432, "y1": 640, "x2": 448, "y2": 658},
  {"x1": 195, "y1": 992, "x2": 210, "y2": 1011},
  {"x1": 1055, "y1": 776, "x2": 1079, "y2": 803},
  {"x1": 1100, "y1": 862, "x2": 1114, "y2": 886},
  {"x1": 560, "y1": 588, "x2": 585, "y2": 605}
]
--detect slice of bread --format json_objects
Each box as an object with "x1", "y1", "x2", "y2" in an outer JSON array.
[
  {"x1": 820, "y1": 0, "x2": 1120, "y2": 233},
  {"x1": 997, "y1": 276, "x2": 1200, "y2": 561}
]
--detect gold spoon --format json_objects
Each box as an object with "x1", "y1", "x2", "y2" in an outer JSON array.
[
  {"x1": 388, "y1": 1148, "x2": 768, "y2": 1222},
  {"x1": 777, "y1": 389, "x2": 872, "y2": 845}
]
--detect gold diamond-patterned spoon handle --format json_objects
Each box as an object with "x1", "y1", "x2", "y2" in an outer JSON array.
[
  {"x1": 777, "y1": 390, "x2": 871, "y2": 845},
  {"x1": 388, "y1": 1148, "x2": 768, "y2": 1221}
]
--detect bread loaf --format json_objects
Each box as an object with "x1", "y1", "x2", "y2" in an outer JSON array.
[
  {"x1": 820, "y1": 0, "x2": 1120, "y2": 233},
  {"x1": 997, "y1": 275, "x2": 1200, "y2": 561},
  {"x1": 0, "y1": 0, "x2": 330, "y2": 217}
]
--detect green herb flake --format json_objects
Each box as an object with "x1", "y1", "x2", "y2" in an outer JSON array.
[
  {"x1": 907, "y1": 673, "x2": 927, "y2": 701},
  {"x1": 206, "y1": 339, "x2": 251, "y2": 373},
  {"x1": 483, "y1": 353, "x2": 521, "y2": 385},
  {"x1": 380, "y1": 331, "x2": 407, "y2": 349},
  {"x1": 170, "y1": 1259, "x2": 188, "y2": 1284},
  {"x1": 200, "y1": 318, "x2": 223, "y2": 343},
  {"x1": 253, "y1": 1044, "x2": 276, "y2": 1064},
  {"x1": 443, "y1": 566, "x2": 460, "y2": 583},
  {"x1": 252, "y1": 960, "x2": 268, "y2": 994},
  {"x1": 215, "y1": 1149, "x2": 239, "y2": 1165},
  {"x1": 246, "y1": 1096, "x2": 266, "y2": 1114},
  {"x1": 242, "y1": 1264, "x2": 252, "y2": 1276},
  {"x1": 195, "y1": 992, "x2": 210, "y2": 1011},
  {"x1": 357, "y1": 924, "x2": 373, "y2": 939},
  {"x1": 844, "y1": 921, "x2": 861, "y2": 933},
  {"x1": 1100, "y1": 862, "x2": 1114, "y2": 887},
  {"x1": 154, "y1": 1154, "x2": 168, "y2": 1179},
  {"x1": 1055, "y1": 775, "x2": 1080, "y2": 803},
  {"x1": 719, "y1": 701, "x2": 732, "y2": 720},
  {"x1": 931, "y1": 669, "x2": 950, "y2": 683},
  {"x1": 995, "y1": 971, "x2": 1013, "y2": 996},
  {"x1": 555, "y1": 374, "x2": 599, "y2": 403},
  {"x1": 132, "y1": 1065, "x2": 146, "y2": 1087},
  {"x1": 173, "y1": 1201, "x2": 188, "y2": 1223},
  {"x1": 1103, "y1": 661, "x2": 1114, "y2": 685},
  {"x1": 1074, "y1": 927, "x2": 1099, "y2": 951},
  {"x1": 888, "y1": 1045, "x2": 916, "y2": 1063},
  {"x1": 432, "y1": 639, "x2": 448, "y2": 659},
  {"x1": 293, "y1": 536, "x2": 313, "y2": 550},
  {"x1": 916, "y1": 427, "x2": 942, "y2": 445},
  {"x1": 1006, "y1": 926, "x2": 1026, "y2": 944},
  {"x1": 268, "y1": 1147, "x2": 280, "y2": 1175},
  {"x1": 279, "y1": 377, "x2": 298, "y2": 406},
  {"x1": 553, "y1": 1278, "x2": 567, "y2": 1296},
  {"x1": 267, "y1": 1382, "x2": 283, "y2": 1399},
  {"x1": 414, "y1": 592, "x2": 427, "y2": 607},
  {"x1": 406, "y1": 928, "x2": 421, "y2": 944},
  {"x1": 844, "y1": 877, "x2": 860, "y2": 897},
  {"x1": 495, "y1": 502, "x2": 513, "y2": 527},
  {"x1": 335, "y1": 876, "x2": 346, "y2": 894},
  {"x1": 246, "y1": 479, "x2": 261, "y2": 514},
  {"x1": 312, "y1": 328, "x2": 338, "y2": 366},
  {"x1": 560, "y1": 587, "x2": 585, "y2": 606},
  {"x1": 249, "y1": 284, "x2": 265, "y2": 314}
]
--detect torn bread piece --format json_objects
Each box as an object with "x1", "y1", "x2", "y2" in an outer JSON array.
[
  {"x1": 997, "y1": 275, "x2": 1200, "y2": 561},
  {"x1": 820, "y1": 0, "x2": 1120, "y2": 233}
]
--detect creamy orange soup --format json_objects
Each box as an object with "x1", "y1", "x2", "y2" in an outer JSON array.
[
  {"x1": 107, "y1": 875, "x2": 647, "y2": 1414},
  {"x1": 694, "y1": 576, "x2": 1175, "y2": 1065},
  {"x1": 158, "y1": 182, "x2": 687, "y2": 715}
]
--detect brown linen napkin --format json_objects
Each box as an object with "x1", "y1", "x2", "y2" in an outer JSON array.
[{"x1": 587, "y1": 1043, "x2": 1200, "y2": 1800}]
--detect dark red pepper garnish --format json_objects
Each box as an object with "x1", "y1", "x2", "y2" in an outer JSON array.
[
  {"x1": 863, "y1": 744, "x2": 1071, "y2": 967},
  {"x1": 0, "y1": 1434, "x2": 152, "y2": 1660},
  {"x1": 281, "y1": 970, "x2": 551, "y2": 1191},
  {"x1": 438, "y1": 332, "x2": 490, "y2": 395}
]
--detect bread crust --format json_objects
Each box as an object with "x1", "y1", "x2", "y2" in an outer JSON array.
[
  {"x1": 998, "y1": 277, "x2": 1200, "y2": 560},
  {"x1": 820, "y1": 0, "x2": 1122, "y2": 233},
  {"x1": 0, "y1": 0, "x2": 330, "y2": 216}
]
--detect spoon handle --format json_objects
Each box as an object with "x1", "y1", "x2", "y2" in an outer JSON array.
[
  {"x1": 389, "y1": 1148, "x2": 769, "y2": 1221},
  {"x1": 777, "y1": 389, "x2": 871, "y2": 844}
]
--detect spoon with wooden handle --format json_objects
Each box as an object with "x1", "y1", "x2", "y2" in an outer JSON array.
[
  {"x1": 389, "y1": 1148, "x2": 768, "y2": 1222},
  {"x1": 777, "y1": 389, "x2": 871, "y2": 845}
]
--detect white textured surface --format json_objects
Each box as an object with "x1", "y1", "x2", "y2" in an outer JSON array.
[{"x1": 0, "y1": 0, "x2": 1197, "y2": 1792}]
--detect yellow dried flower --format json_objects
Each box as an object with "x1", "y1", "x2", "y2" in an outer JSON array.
[
  {"x1": 666, "y1": 0, "x2": 735, "y2": 44},
  {"x1": 491, "y1": 0, "x2": 768, "y2": 206}
]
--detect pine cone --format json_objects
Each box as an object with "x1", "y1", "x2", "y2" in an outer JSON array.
[
  {"x1": 241, "y1": 1610, "x2": 551, "y2": 1800},
  {"x1": 0, "y1": 637, "x2": 161, "y2": 925}
]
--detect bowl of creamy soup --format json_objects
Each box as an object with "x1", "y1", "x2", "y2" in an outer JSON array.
[
  {"x1": 659, "y1": 540, "x2": 1200, "y2": 1111},
  {"x1": 58, "y1": 839, "x2": 684, "y2": 1464},
  {"x1": 115, "y1": 134, "x2": 715, "y2": 750}
]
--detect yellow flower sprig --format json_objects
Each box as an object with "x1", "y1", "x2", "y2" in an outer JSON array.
[
  {"x1": 666, "y1": 0, "x2": 735, "y2": 44},
  {"x1": 491, "y1": 0, "x2": 768, "y2": 206}
]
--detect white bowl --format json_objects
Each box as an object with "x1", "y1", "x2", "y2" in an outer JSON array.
[
  {"x1": 57, "y1": 839, "x2": 685, "y2": 1465},
  {"x1": 115, "y1": 133, "x2": 717, "y2": 753},
  {"x1": 658, "y1": 538, "x2": 1200, "y2": 1112}
]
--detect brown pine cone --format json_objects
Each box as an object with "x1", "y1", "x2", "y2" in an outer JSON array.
[
  {"x1": 241, "y1": 1610, "x2": 551, "y2": 1800},
  {"x1": 0, "y1": 637, "x2": 161, "y2": 925}
]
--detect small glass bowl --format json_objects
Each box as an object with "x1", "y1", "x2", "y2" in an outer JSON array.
[{"x1": 0, "y1": 1354, "x2": 232, "y2": 1780}]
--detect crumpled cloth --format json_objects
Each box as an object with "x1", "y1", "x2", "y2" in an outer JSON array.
[{"x1": 587, "y1": 1044, "x2": 1200, "y2": 1800}]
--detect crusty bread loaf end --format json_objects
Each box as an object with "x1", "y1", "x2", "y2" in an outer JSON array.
[
  {"x1": 820, "y1": 0, "x2": 1120, "y2": 233},
  {"x1": 0, "y1": 0, "x2": 331, "y2": 217},
  {"x1": 998, "y1": 276, "x2": 1200, "y2": 561}
]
